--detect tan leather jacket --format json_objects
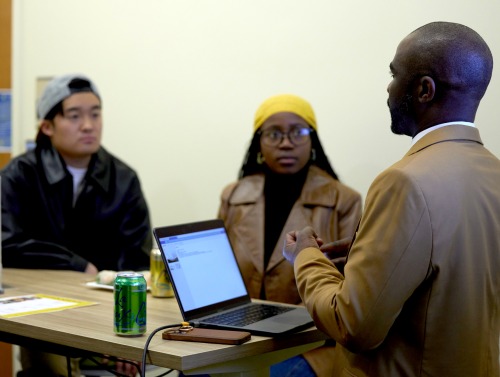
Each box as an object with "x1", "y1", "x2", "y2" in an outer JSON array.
[{"x1": 218, "y1": 165, "x2": 362, "y2": 376}]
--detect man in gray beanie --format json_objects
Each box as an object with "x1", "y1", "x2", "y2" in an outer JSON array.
[{"x1": 1, "y1": 73, "x2": 151, "y2": 376}]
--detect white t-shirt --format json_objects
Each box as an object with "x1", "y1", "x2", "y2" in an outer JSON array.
[{"x1": 67, "y1": 165, "x2": 87, "y2": 206}]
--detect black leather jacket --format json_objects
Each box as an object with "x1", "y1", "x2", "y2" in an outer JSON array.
[{"x1": 1, "y1": 144, "x2": 152, "y2": 272}]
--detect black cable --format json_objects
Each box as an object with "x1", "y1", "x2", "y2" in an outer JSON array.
[
  {"x1": 140, "y1": 322, "x2": 188, "y2": 377},
  {"x1": 75, "y1": 322, "x2": 187, "y2": 377},
  {"x1": 66, "y1": 356, "x2": 72, "y2": 377},
  {"x1": 153, "y1": 369, "x2": 176, "y2": 377}
]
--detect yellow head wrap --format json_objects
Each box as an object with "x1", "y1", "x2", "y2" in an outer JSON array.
[{"x1": 253, "y1": 94, "x2": 317, "y2": 132}]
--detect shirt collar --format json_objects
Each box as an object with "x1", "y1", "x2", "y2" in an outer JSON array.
[{"x1": 411, "y1": 121, "x2": 475, "y2": 146}]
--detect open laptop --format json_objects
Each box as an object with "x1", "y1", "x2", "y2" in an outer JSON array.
[{"x1": 153, "y1": 219, "x2": 314, "y2": 336}]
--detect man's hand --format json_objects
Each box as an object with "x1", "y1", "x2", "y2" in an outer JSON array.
[
  {"x1": 100, "y1": 357, "x2": 140, "y2": 377},
  {"x1": 320, "y1": 237, "x2": 351, "y2": 274},
  {"x1": 84, "y1": 262, "x2": 98, "y2": 275},
  {"x1": 283, "y1": 226, "x2": 323, "y2": 264},
  {"x1": 114, "y1": 358, "x2": 140, "y2": 377}
]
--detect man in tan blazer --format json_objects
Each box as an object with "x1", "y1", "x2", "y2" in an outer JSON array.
[{"x1": 284, "y1": 21, "x2": 500, "y2": 377}]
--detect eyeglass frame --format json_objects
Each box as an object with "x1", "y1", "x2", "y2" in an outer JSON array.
[{"x1": 258, "y1": 126, "x2": 314, "y2": 147}]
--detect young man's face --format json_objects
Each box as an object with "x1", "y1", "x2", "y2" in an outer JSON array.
[{"x1": 41, "y1": 92, "x2": 102, "y2": 167}]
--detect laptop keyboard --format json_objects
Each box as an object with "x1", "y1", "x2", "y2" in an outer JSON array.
[{"x1": 204, "y1": 304, "x2": 294, "y2": 326}]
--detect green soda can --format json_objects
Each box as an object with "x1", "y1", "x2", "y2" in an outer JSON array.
[{"x1": 114, "y1": 272, "x2": 147, "y2": 336}]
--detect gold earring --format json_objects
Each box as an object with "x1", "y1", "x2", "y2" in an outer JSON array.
[{"x1": 257, "y1": 152, "x2": 265, "y2": 164}]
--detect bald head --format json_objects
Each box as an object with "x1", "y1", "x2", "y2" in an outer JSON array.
[
  {"x1": 388, "y1": 22, "x2": 493, "y2": 136},
  {"x1": 405, "y1": 22, "x2": 493, "y2": 102}
]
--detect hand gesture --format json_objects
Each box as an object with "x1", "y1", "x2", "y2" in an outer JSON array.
[
  {"x1": 320, "y1": 237, "x2": 351, "y2": 275},
  {"x1": 283, "y1": 226, "x2": 323, "y2": 264}
]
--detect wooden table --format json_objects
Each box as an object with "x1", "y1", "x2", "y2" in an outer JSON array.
[{"x1": 0, "y1": 269, "x2": 327, "y2": 376}]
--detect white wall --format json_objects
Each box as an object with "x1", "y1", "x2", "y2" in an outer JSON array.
[{"x1": 11, "y1": 0, "x2": 500, "y2": 229}]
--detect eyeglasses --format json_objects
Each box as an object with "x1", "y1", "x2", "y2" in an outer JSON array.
[{"x1": 259, "y1": 127, "x2": 313, "y2": 147}]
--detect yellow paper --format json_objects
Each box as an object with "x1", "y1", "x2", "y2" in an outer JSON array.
[{"x1": 0, "y1": 294, "x2": 97, "y2": 318}]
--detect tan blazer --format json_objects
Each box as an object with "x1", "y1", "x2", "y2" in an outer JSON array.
[
  {"x1": 294, "y1": 125, "x2": 500, "y2": 376},
  {"x1": 218, "y1": 165, "x2": 362, "y2": 376}
]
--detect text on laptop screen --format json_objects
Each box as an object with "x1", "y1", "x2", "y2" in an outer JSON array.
[{"x1": 158, "y1": 227, "x2": 248, "y2": 311}]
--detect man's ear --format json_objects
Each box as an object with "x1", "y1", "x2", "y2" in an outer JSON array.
[
  {"x1": 417, "y1": 75, "x2": 436, "y2": 103},
  {"x1": 39, "y1": 120, "x2": 54, "y2": 136}
]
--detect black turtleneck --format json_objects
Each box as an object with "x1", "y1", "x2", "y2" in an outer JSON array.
[{"x1": 263, "y1": 165, "x2": 309, "y2": 269}]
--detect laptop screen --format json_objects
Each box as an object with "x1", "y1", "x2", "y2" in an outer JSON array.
[{"x1": 157, "y1": 226, "x2": 248, "y2": 312}]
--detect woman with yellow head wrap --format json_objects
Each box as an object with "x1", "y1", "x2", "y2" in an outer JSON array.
[{"x1": 217, "y1": 94, "x2": 362, "y2": 376}]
